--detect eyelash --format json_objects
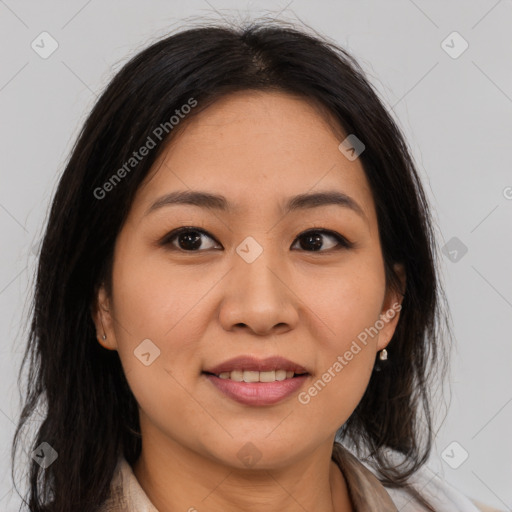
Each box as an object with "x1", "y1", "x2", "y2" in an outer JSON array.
[{"x1": 159, "y1": 226, "x2": 354, "y2": 253}]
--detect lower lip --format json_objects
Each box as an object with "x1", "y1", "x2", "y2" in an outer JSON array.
[{"x1": 204, "y1": 373, "x2": 309, "y2": 406}]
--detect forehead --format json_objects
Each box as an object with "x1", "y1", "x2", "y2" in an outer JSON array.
[{"x1": 131, "y1": 90, "x2": 376, "y2": 226}]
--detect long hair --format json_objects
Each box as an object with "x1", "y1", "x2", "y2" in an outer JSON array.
[{"x1": 12, "y1": 19, "x2": 451, "y2": 511}]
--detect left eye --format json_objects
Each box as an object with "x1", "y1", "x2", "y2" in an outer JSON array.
[
  {"x1": 161, "y1": 227, "x2": 352, "y2": 252},
  {"x1": 291, "y1": 229, "x2": 352, "y2": 252}
]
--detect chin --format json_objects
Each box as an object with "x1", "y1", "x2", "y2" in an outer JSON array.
[{"x1": 203, "y1": 435, "x2": 311, "y2": 471}]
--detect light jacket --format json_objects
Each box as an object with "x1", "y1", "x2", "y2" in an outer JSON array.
[{"x1": 98, "y1": 442, "x2": 503, "y2": 511}]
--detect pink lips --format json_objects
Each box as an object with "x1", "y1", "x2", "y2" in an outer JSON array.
[
  {"x1": 205, "y1": 374, "x2": 309, "y2": 406},
  {"x1": 203, "y1": 355, "x2": 310, "y2": 406}
]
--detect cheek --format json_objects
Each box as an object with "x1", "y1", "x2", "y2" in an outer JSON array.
[
  {"x1": 296, "y1": 251, "x2": 386, "y2": 351},
  {"x1": 293, "y1": 252, "x2": 385, "y2": 412},
  {"x1": 295, "y1": 274, "x2": 383, "y2": 427},
  {"x1": 110, "y1": 237, "x2": 212, "y2": 342},
  {"x1": 108, "y1": 241, "x2": 217, "y2": 403},
  {"x1": 110, "y1": 252, "x2": 203, "y2": 434}
]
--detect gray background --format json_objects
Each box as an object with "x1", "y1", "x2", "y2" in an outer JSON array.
[{"x1": 1, "y1": 0, "x2": 511, "y2": 510}]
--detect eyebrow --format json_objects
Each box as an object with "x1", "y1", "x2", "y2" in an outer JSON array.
[{"x1": 144, "y1": 189, "x2": 367, "y2": 222}]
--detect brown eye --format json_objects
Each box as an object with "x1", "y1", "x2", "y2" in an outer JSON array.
[
  {"x1": 291, "y1": 229, "x2": 353, "y2": 252},
  {"x1": 162, "y1": 227, "x2": 221, "y2": 252}
]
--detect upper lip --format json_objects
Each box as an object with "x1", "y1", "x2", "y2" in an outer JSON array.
[{"x1": 204, "y1": 356, "x2": 309, "y2": 375}]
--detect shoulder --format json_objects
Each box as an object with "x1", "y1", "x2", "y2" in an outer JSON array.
[
  {"x1": 333, "y1": 442, "x2": 504, "y2": 512},
  {"x1": 384, "y1": 478, "x2": 504, "y2": 512},
  {"x1": 377, "y1": 457, "x2": 504, "y2": 512}
]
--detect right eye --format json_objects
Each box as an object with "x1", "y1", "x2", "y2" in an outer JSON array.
[{"x1": 161, "y1": 227, "x2": 221, "y2": 252}]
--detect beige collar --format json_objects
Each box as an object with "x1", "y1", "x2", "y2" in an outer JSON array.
[{"x1": 331, "y1": 442, "x2": 398, "y2": 511}]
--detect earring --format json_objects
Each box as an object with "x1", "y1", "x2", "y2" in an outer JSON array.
[
  {"x1": 379, "y1": 349, "x2": 388, "y2": 361},
  {"x1": 99, "y1": 317, "x2": 107, "y2": 341}
]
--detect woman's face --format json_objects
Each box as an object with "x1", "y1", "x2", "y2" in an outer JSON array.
[{"x1": 94, "y1": 90, "x2": 404, "y2": 469}]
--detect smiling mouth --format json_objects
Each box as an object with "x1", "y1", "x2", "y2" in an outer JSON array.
[{"x1": 202, "y1": 370, "x2": 308, "y2": 382}]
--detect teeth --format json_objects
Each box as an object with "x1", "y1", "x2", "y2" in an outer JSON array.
[
  {"x1": 230, "y1": 370, "x2": 243, "y2": 382},
  {"x1": 216, "y1": 370, "x2": 300, "y2": 382},
  {"x1": 259, "y1": 370, "x2": 275, "y2": 382},
  {"x1": 275, "y1": 369, "x2": 287, "y2": 381},
  {"x1": 243, "y1": 371, "x2": 260, "y2": 383}
]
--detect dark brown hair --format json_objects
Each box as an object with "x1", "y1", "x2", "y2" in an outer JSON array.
[{"x1": 12, "y1": 18, "x2": 451, "y2": 511}]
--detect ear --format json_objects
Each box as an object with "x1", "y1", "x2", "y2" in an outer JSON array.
[
  {"x1": 91, "y1": 283, "x2": 118, "y2": 351},
  {"x1": 377, "y1": 263, "x2": 406, "y2": 351}
]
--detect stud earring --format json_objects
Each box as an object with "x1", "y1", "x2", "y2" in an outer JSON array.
[
  {"x1": 379, "y1": 349, "x2": 388, "y2": 361},
  {"x1": 99, "y1": 317, "x2": 107, "y2": 341}
]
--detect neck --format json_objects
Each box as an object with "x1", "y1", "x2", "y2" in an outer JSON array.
[{"x1": 132, "y1": 431, "x2": 353, "y2": 512}]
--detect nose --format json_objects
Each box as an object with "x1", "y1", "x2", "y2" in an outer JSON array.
[{"x1": 218, "y1": 247, "x2": 300, "y2": 336}]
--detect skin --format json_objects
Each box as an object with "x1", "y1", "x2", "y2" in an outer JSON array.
[{"x1": 93, "y1": 90, "x2": 405, "y2": 512}]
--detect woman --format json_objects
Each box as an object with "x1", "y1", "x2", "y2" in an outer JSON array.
[{"x1": 12, "y1": 20, "x2": 501, "y2": 512}]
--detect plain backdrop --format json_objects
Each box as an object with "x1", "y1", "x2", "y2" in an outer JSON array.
[{"x1": 1, "y1": 1, "x2": 511, "y2": 510}]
